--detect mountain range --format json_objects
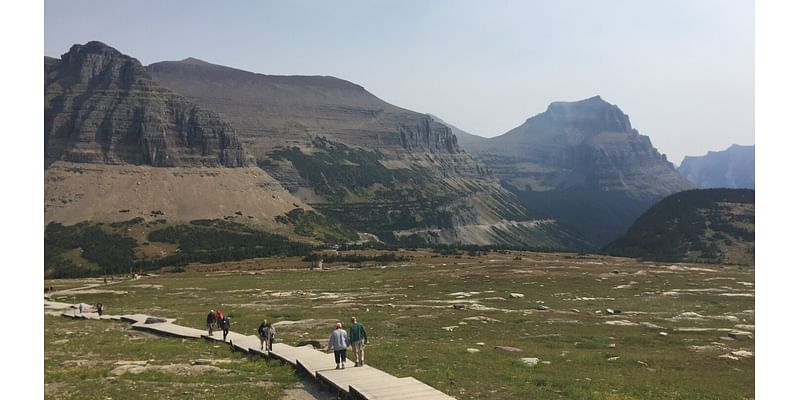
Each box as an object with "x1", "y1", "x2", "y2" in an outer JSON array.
[
  {"x1": 45, "y1": 41, "x2": 587, "y2": 251},
  {"x1": 47, "y1": 40, "x2": 745, "y2": 275}
]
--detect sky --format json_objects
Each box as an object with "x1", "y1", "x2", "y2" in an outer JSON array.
[{"x1": 44, "y1": 0, "x2": 753, "y2": 164}]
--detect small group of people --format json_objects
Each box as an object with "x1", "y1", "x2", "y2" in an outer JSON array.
[
  {"x1": 206, "y1": 309, "x2": 231, "y2": 340},
  {"x1": 257, "y1": 320, "x2": 276, "y2": 351},
  {"x1": 77, "y1": 302, "x2": 105, "y2": 316},
  {"x1": 201, "y1": 310, "x2": 369, "y2": 370},
  {"x1": 328, "y1": 316, "x2": 368, "y2": 369}
]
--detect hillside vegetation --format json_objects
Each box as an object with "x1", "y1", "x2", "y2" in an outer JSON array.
[{"x1": 604, "y1": 189, "x2": 754, "y2": 265}]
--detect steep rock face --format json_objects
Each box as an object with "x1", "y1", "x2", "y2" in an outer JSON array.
[
  {"x1": 45, "y1": 42, "x2": 249, "y2": 168},
  {"x1": 474, "y1": 96, "x2": 692, "y2": 194},
  {"x1": 605, "y1": 189, "x2": 755, "y2": 265},
  {"x1": 44, "y1": 43, "x2": 314, "y2": 233},
  {"x1": 678, "y1": 144, "x2": 755, "y2": 189},
  {"x1": 428, "y1": 114, "x2": 489, "y2": 152}
]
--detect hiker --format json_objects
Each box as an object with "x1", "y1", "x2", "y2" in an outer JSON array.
[
  {"x1": 78, "y1": 303, "x2": 83, "y2": 314},
  {"x1": 266, "y1": 322, "x2": 276, "y2": 351},
  {"x1": 221, "y1": 314, "x2": 231, "y2": 341},
  {"x1": 349, "y1": 316, "x2": 368, "y2": 367},
  {"x1": 215, "y1": 309, "x2": 224, "y2": 329},
  {"x1": 258, "y1": 320, "x2": 269, "y2": 351},
  {"x1": 328, "y1": 321, "x2": 349, "y2": 369},
  {"x1": 96, "y1": 303, "x2": 104, "y2": 317},
  {"x1": 206, "y1": 310, "x2": 216, "y2": 336}
]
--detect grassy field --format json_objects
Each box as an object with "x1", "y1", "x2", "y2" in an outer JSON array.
[{"x1": 45, "y1": 250, "x2": 755, "y2": 399}]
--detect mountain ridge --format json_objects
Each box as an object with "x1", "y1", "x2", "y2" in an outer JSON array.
[{"x1": 678, "y1": 144, "x2": 754, "y2": 189}]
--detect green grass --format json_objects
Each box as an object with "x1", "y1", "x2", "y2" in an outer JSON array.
[{"x1": 45, "y1": 252, "x2": 754, "y2": 399}]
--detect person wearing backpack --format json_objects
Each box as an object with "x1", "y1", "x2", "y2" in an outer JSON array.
[
  {"x1": 206, "y1": 310, "x2": 216, "y2": 336},
  {"x1": 221, "y1": 314, "x2": 231, "y2": 341},
  {"x1": 258, "y1": 320, "x2": 269, "y2": 351}
]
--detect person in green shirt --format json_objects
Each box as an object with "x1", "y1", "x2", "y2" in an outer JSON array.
[{"x1": 349, "y1": 316, "x2": 368, "y2": 367}]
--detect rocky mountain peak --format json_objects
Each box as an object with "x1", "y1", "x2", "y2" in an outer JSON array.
[
  {"x1": 57, "y1": 41, "x2": 146, "y2": 86},
  {"x1": 537, "y1": 96, "x2": 633, "y2": 136},
  {"x1": 45, "y1": 41, "x2": 249, "y2": 168}
]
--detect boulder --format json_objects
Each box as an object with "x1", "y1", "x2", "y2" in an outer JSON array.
[
  {"x1": 495, "y1": 346, "x2": 523, "y2": 353},
  {"x1": 536, "y1": 305, "x2": 550, "y2": 311},
  {"x1": 519, "y1": 357, "x2": 540, "y2": 367},
  {"x1": 509, "y1": 293, "x2": 525, "y2": 299},
  {"x1": 728, "y1": 330, "x2": 753, "y2": 340},
  {"x1": 442, "y1": 326, "x2": 458, "y2": 332}
]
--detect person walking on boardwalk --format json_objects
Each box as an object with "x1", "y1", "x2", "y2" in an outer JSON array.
[
  {"x1": 266, "y1": 322, "x2": 276, "y2": 351},
  {"x1": 328, "y1": 321, "x2": 350, "y2": 369},
  {"x1": 96, "y1": 303, "x2": 104, "y2": 317},
  {"x1": 258, "y1": 320, "x2": 269, "y2": 351},
  {"x1": 215, "y1": 309, "x2": 224, "y2": 329},
  {"x1": 221, "y1": 314, "x2": 231, "y2": 341},
  {"x1": 349, "y1": 316, "x2": 368, "y2": 367},
  {"x1": 206, "y1": 310, "x2": 216, "y2": 336}
]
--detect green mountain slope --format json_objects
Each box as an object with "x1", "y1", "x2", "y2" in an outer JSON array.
[{"x1": 604, "y1": 189, "x2": 755, "y2": 265}]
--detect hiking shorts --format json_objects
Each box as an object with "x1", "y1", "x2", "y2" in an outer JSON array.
[{"x1": 351, "y1": 339, "x2": 365, "y2": 352}]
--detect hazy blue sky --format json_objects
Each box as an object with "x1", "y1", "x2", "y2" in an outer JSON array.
[{"x1": 45, "y1": 0, "x2": 753, "y2": 163}]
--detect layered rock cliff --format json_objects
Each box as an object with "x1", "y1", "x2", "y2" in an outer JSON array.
[
  {"x1": 45, "y1": 42, "x2": 313, "y2": 233},
  {"x1": 45, "y1": 41, "x2": 248, "y2": 168}
]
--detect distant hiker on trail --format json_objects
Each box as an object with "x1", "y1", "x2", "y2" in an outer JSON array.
[
  {"x1": 267, "y1": 322, "x2": 276, "y2": 351},
  {"x1": 258, "y1": 320, "x2": 269, "y2": 351},
  {"x1": 207, "y1": 310, "x2": 216, "y2": 336},
  {"x1": 96, "y1": 303, "x2": 104, "y2": 317},
  {"x1": 221, "y1": 315, "x2": 231, "y2": 341},
  {"x1": 78, "y1": 303, "x2": 83, "y2": 314},
  {"x1": 215, "y1": 309, "x2": 224, "y2": 329},
  {"x1": 328, "y1": 321, "x2": 349, "y2": 369},
  {"x1": 349, "y1": 316, "x2": 368, "y2": 367}
]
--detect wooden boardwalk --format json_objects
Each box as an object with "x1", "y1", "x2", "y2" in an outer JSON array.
[{"x1": 51, "y1": 302, "x2": 456, "y2": 399}]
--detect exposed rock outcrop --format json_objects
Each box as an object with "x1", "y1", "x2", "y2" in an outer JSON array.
[{"x1": 45, "y1": 41, "x2": 249, "y2": 168}]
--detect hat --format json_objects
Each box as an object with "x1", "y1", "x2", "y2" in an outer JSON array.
[{"x1": 336, "y1": 322, "x2": 342, "y2": 329}]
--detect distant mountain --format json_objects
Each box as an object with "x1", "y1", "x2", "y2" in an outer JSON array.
[
  {"x1": 678, "y1": 144, "x2": 755, "y2": 189},
  {"x1": 604, "y1": 189, "x2": 755, "y2": 265},
  {"x1": 460, "y1": 96, "x2": 695, "y2": 247},
  {"x1": 145, "y1": 58, "x2": 588, "y2": 249}
]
